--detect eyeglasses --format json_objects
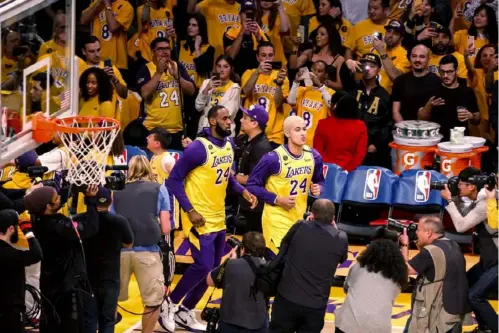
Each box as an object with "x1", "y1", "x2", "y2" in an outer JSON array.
[
  {"x1": 155, "y1": 47, "x2": 171, "y2": 53},
  {"x1": 439, "y1": 69, "x2": 455, "y2": 75}
]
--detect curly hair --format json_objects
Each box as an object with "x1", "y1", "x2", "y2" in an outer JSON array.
[
  {"x1": 357, "y1": 239, "x2": 408, "y2": 288},
  {"x1": 468, "y1": 5, "x2": 498, "y2": 45},
  {"x1": 79, "y1": 67, "x2": 114, "y2": 104}
]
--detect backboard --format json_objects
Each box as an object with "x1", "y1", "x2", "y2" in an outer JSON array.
[{"x1": 0, "y1": 0, "x2": 77, "y2": 167}]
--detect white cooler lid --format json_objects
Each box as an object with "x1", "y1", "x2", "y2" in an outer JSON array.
[
  {"x1": 463, "y1": 136, "x2": 486, "y2": 148},
  {"x1": 393, "y1": 133, "x2": 443, "y2": 147},
  {"x1": 438, "y1": 142, "x2": 473, "y2": 153}
]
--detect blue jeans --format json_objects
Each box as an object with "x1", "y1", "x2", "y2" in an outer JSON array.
[
  {"x1": 84, "y1": 280, "x2": 120, "y2": 333},
  {"x1": 467, "y1": 263, "x2": 498, "y2": 332}
]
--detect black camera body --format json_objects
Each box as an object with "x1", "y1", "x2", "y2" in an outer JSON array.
[
  {"x1": 105, "y1": 171, "x2": 126, "y2": 191},
  {"x1": 201, "y1": 307, "x2": 220, "y2": 333},
  {"x1": 387, "y1": 218, "x2": 418, "y2": 241},
  {"x1": 227, "y1": 236, "x2": 242, "y2": 258},
  {"x1": 430, "y1": 176, "x2": 459, "y2": 196},
  {"x1": 469, "y1": 173, "x2": 497, "y2": 190},
  {"x1": 27, "y1": 166, "x2": 58, "y2": 188},
  {"x1": 431, "y1": 174, "x2": 497, "y2": 197}
]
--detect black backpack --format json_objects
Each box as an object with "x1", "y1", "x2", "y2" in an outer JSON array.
[{"x1": 243, "y1": 222, "x2": 304, "y2": 300}]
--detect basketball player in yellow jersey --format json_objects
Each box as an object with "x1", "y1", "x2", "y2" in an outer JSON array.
[
  {"x1": 160, "y1": 105, "x2": 257, "y2": 331},
  {"x1": 344, "y1": 0, "x2": 390, "y2": 60},
  {"x1": 137, "y1": 37, "x2": 195, "y2": 149},
  {"x1": 81, "y1": 0, "x2": 134, "y2": 71},
  {"x1": 242, "y1": 41, "x2": 289, "y2": 146},
  {"x1": 187, "y1": 0, "x2": 240, "y2": 60},
  {"x1": 288, "y1": 61, "x2": 334, "y2": 147},
  {"x1": 247, "y1": 115, "x2": 324, "y2": 249}
]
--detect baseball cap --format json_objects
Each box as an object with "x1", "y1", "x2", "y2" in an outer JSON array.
[
  {"x1": 15, "y1": 150, "x2": 38, "y2": 171},
  {"x1": 384, "y1": 19, "x2": 404, "y2": 34},
  {"x1": 360, "y1": 53, "x2": 382, "y2": 67},
  {"x1": 96, "y1": 186, "x2": 112, "y2": 205},
  {"x1": 435, "y1": 25, "x2": 451, "y2": 37},
  {"x1": 241, "y1": 105, "x2": 269, "y2": 129},
  {"x1": 240, "y1": 0, "x2": 256, "y2": 12},
  {"x1": 0, "y1": 209, "x2": 19, "y2": 230}
]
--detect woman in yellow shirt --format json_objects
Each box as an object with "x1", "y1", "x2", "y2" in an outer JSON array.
[
  {"x1": 78, "y1": 67, "x2": 116, "y2": 118},
  {"x1": 256, "y1": 0, "x2": 290, "y2": 66},
  {"x1": 451, "y1": 4, "x2": 498, "y2": 59},
  {"x1": 308, "y1": 0, "x2": 352, "y2": 46},
  {"x1": 179, "y1": 13, "x2": 215, "y2": 88}
]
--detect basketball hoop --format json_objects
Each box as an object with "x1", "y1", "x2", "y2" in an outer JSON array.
[{"x1": 32, "y1": 113, "x2": 120, "y2": 186}]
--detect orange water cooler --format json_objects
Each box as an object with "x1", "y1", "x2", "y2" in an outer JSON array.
[
  {"x1": 436, "y1": 138, "x2": 488, "y2": 177},
  {"x1": 389, "y1": 142, "x2": 437, "y2": 175}
]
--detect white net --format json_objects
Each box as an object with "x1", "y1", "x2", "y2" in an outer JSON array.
[{"x1": 56, "y1": 117, "x2": 119, "y2": 186}]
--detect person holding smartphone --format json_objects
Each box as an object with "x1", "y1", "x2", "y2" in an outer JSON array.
[
  {"x1": 224, "y1": 0, "x2": 271, "y2": 76},
  {"x1": 195, "y1": 55, "x2": 241, "y2": 135}
]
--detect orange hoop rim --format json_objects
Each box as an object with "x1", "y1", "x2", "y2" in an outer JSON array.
[{"x1": 54, "y1": 116, "x2": 120, "y2": 134}]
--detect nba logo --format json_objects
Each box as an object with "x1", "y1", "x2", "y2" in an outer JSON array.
[
  {"x1": 363, "y1": 169, "x2": 382, "y2": 200},
  {"x1": 415, "y1": 171, "x2": 431, "y2": 202},
  {"x1": 323, "y1": 165, "x2": 329, "y2": 178}
]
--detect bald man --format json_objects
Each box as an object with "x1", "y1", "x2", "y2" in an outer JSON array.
[
  {"x1": 392, "y1": 44, "x2": 441, "y2": 122},
  {"x1": 247, "y1": 116, "x2": 325, "y2": 249},
  {"x1": 38, "y1": 14, "x2": 67, "y2": 58}
]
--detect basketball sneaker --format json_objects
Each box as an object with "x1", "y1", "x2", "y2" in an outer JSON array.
[
  {"x1": 158, "y1": 297, "x2": 176, "y2": 333},
  {"x1": 174, "y1": 305, "x2": 206, "y2": 332}
]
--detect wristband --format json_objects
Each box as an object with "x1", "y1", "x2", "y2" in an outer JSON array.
[
  {"x1": 446, "y1": 199, "x2": 453, "y2": 204},
  {"x1": 400, "y1": 244, "x2": 408, "y2": 247},
  {"x1": 187, "y1": 208, "x2": 195, "y2": 213}
]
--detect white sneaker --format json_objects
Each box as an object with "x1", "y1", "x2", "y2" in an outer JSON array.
[
  {"x1": 174, "y1": 305, "x2": 206, "y2": 332},
  {"x1": 158, "y1": 297, "x2": 177, "y2": 333}
]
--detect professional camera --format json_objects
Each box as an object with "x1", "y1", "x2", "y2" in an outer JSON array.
[
  {"x1": 27, "y1": 166, "x2": 57, "y2": 188},
  {"x1": 469, "y1": 173, "x2": 497, "y2": 190},
  {"x1": 430, "y1": 176, "x2": 459, "y2": 196},
  {"x1": 227, "y1": 236, "x2": 242, "y2": 258},
  {"x1": 104, "y1": 165, "x2": 128, "y2": 190},
  {"x1": 386, "y1": 218, "x2": 418, "y2": 242},
  {"x1": 201, "y1": 307, "x2": 220, "y2": 333}
]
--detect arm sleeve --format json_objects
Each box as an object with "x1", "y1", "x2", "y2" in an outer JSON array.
[
  {"x1": 408, "y1": 248, "x2": 434, "y2": 278},
  {"x1": 445, "y1": 199, "x2": 488, "y2": 233},
  {"x1": 136, "y1": 65, "x2": 152, "y2": 92},
  {"x1": 115, "y1": 3, "x2": 135, "y2": 31},
  {"x1": 70, "y1": 197, "x2": 100, "y2": 240},
  {"x1": 313, "y1": 121, "x2": 326, "y2": 155},
  {"x1": 157, "y1": 185, "x2": 171, "y2": 213},
  {"x1": 193, "y1": 46, "x2": 215, "y2": 74},
  {"x1": 345, "y1": 124, "x2": 368, "y2": 171},
  {"x1": 21, "y1": 237, "x2": 43, "y2": 266},
  {"x1": 487, "y1": 199, "x2": 498, "y2": 230},
  {"x1": 246, "y1": 152, "x2": 281, "y2": 205},
  {"x1": 229, "y1": 173, "x2": 245, "y2": 194},
  {"x1": 166, "y1": 141, "x2": 207, "y2": 211},
  {"x1": 287, "y1": 82, "x2": 299, "y2": 105},
  {"x1": 195, "y1": 80, "x2": 211, "y2": 111},
  {"x1": 311, "y1": 149, "x2": 325, "y2": 190}
]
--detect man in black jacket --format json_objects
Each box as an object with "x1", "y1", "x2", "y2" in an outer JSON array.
[
  {"x1": 24, "y1": 185, "x2": 99, "y2": 333},
  {"x1": 235, "y1": 105, "x2": 272, "y2": 233},
  {"x1": 0, "y1": 209, "x2": 43, "y2": 333}
]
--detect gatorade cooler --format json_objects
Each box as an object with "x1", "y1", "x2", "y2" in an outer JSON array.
[
  {"x1": 436, "y1": 142, "x2": 475, "y2": 177},
  {"x1": 389, "y1": 142, "x2": 437, "y2": 174},
  {"x1": 463, "y1": 136, "x2": 489, "y2": 170},
  {"x1": 391, "y1": 121, "x2": 443, "y2": 175}
]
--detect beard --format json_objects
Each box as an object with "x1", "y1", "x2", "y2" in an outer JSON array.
[
  {"x1": 413, "y1": 65, "x2": 425, "y2": 73},
  {"x1": 10, "y1": 228, "x2": 19, "y2": 244},
  {"x1": 433, "y1": 44, "x2": 448, "y2": 55},
  {"x1": 215, "y1": 123, "x2": 231, "y2": 137}
]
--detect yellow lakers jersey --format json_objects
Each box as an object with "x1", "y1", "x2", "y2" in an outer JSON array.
[
  {"x1": 143, "y1": 61, "x2": 183, "y2": 132},
  {"x1": 179, "y1": 43, "x2": 211, "y2": 88},
  {"x1": 85, "y1": 0, "x2": 134, "y2": 69},
  {"x1": 209, "y1": 80, "x2": 235, "y2": 106},
  {"x1": 295, "y1": 86, "x2": 334, "y2": 147},
  {"x1": 260, "y1": 14, "x2": 287, "y2": 67},
  {"x1": 262, "y1": 145, "x2": 315, "y2": 247},
  {"x1": 345, "y1": 18, "x2": 389, "y2": 58},
  {"x1": 429, "y1": 52, "x2": 468, "y2": 80},
  {"x1": 181, "y1": 137, "x2": 233, "y2": 243},
  {"x1": 197, "y1": 0, "x2": 240, "y2": 59},
  {"x1": 38, "y1": 39, "x2": 65, "y2": 59},
  {"x1": 281, "y1": 0, "x2": 315, "y2": 35},
  {"x1": 0, "y1": 165, "x2": 15, "y2": 182},
  {"x1": 136, "y1": 5, "x2": 174, "y2": 62},
  {"x1": 241, "y1": 69, "x2": 290, "y2": 144},
  {"x1": 374, "y1": 45, "x2": 411, "y2": 94}
]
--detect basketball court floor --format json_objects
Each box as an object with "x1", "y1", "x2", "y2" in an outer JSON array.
[{"x1": 111, "y1": 232, "x2": 498, "y2": 333}]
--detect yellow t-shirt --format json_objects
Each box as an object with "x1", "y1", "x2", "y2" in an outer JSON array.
[
  {"x1": 38, "y1": 39, "x2": 65, "y2": 59},
  {"x1": 119, "y1": 91, "x2": 141, "y2": 129},
  {"x1": 262, "y1": 145, "x2": 315, "y2": 247},
  {"x1": 294, "y1": 86, "x2": 335, "y2": 147},
  {"x1": 375, "y1": 45, "x2": 411, "y2": 94},
  {"x1": 136, "y1": 5, "x2": 174, "y2": 62},
  {"x1": 389, "y1": 0, "x2": 411, "y2": 20},
  {"x1": 179, "y1": 43, "x2": 211, "y2": 88},
  {"x1": 468, "y1": 69, "x2": 499, "y2": 137},
  {"x1": 487, "y1": 198, "x2": 498, "y2": 230},
  {"x1": 79, "y1": 96, "x2": 115, "y2": 118},
  {"x1": 345, "y1": 18, "x2": 390, "y2": 58},
  {"x1": 181, "y1": 137, "x2": 234, "y2": 247},
  {"x1": 428, "y1": 51, "x2": 468, "y2": 80},
  {"x1": 308, "y1": 17, "x2": 353, "y2": 45},
  {"x1": 453, "y1": 29, "x2": 488, "y2": 63},
  {"x1": 142, "y1": 62, "x2": 183, "y2": 132},
  {"x1": 198, "y1": 0, "x2": 240, "y2": 60},
  {"x1": 241, "y1": 69, "x2": 290, "y2": 144},
  {"x1": 281, "y1": 0, "x2": 315, "y2": 35},
  {"x1": 261, "y1": 14, "x2": 287, "y2": 67},
  {"x1": 84, "y1": 0, "x2": 134, "y2": 69}
]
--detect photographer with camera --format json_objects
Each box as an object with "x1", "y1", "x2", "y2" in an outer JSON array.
[
  {"x1": 440, "y1": 167, "x2": 498, "y2": 333},
  {"x1": 24, "y1": 185, "x2": 99, "y2": 332},
  {"x1": 0, "y1": 209, "x2": 42, "y2": 333},
  {"x1": 400, "y1": 216, "x2": 471, "y2": 333},
  {"x1": 206, "y1": 232, "x2": 268, "y2": 333},
  {"x1": 269, "y1": 199, "x2": 348, "y2": 333}
]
